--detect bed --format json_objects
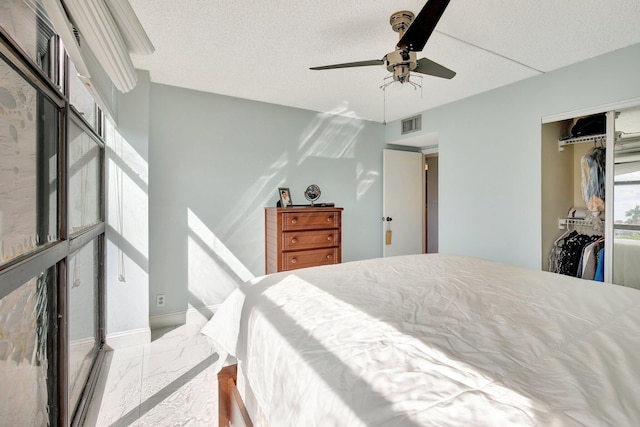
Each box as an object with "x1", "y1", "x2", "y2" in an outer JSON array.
[{"x1": 202, "y1": 254, "x2": 640, "y2": 426}]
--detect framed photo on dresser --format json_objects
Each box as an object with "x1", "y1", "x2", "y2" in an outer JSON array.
[{"x1": 278, "y1": 187, "x2": 292, "y2": 207}]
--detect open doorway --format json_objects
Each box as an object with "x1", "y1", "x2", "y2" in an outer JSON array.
[
  {"x1": 425, "y1": 154, "x2": 439, "y2": 253},
  {"x1": 382, "y1": 134, "x2": 438, "y2": 255}
]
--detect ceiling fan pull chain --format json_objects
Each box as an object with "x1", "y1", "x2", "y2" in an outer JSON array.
[{"x1": 383, "y1": 87, "x2": 387, "y2": 125}]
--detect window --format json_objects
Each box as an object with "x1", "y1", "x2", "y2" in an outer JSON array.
[
  {"x1": 1, "y1": 12, "x2": 106, "y2": 425},
  {"x1": 0, "y1": 267, "x2": 57, "y2": 426},
  {"x1": 68, "y1": 119, "x2": 102, "y2": 234},
  {"x1": 68, "y1": 239, "x2": 100, "y2": 415},
  {"x1": 612, "y1": 107, "x2": 640, "y2": 288},
  {"x1": 0, "y1": 54, "x2": 59, "y2": 266},
  {"x1": 0, "y1": 0, "x2": 59, "y2": 84},
  {"x1": 68, "y1": 60, "x2": 97, "y2": 129}
]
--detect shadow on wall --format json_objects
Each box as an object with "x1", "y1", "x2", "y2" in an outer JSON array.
[
  {"x1": 298, "y1": 103, "x2": 379, "y2": 201},
  {"x1": 187, "y1": 208, "x2": 253, "y2": 313},
  {"x1": 155, "y1": 98, "x2": 381, "y2": 323},
  {"x1": 183, "y1": 150, "x2": 292, "y2": 318},
  {"x1": 297, "y1": 104, "x2": 362, "y2": 165}
]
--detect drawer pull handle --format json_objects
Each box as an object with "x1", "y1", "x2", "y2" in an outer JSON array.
[
  {"x1": 291, "y1": 217, "x2": 298, "y2": 224},
  {"x1": 326, "y1": 235, "x2": 333, "y2": 241},
  {"x1": 326, "y1": 216, "x2": 333, "y2": 222},
  {"x1": 291, "y1": 238, "x2": 298, "y2": 244},
  {"x1": 326, "y1": 254, "x2": 333, "y2": 259},
  {"x1": 291, "y1": 257, "x2": 297, "y2": 264}
]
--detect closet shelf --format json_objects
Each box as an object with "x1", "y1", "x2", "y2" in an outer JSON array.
[
  {"x1": 558, "y1": 217, "x2": 604, "y2": 232},
  {"x1": 558, "y1": 134, "x2": 606, "y2": 151}
]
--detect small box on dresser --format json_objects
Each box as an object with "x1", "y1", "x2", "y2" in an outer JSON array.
[{"x1": 265, "y1": 207, "x2": 343, "y2": 274}]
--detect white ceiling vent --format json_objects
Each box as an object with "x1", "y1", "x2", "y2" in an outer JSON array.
[{"x1": 401, "y1": 115, "x2": 422, "y2": 135}]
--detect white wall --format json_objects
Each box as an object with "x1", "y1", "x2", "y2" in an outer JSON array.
[
  {"x1": 385, "y1": 43, "x2": 640, "y2": 269},
  {"x1": 105, "y1": 70, "x2": 151, "y2": 346},
  {"x1": 148, "y1": 86, "x2": 386, "y2": 319}
]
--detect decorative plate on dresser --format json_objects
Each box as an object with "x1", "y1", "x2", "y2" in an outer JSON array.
[{"x1": 265, "y1": 207, "x2": 343, "y2": 274}]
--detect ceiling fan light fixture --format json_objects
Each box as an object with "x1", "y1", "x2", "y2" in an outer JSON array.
[
  {"x1": 392, "y1": 64, "x2": 412, "y2": 84},
  {"x1": 380, "y1": 71, "x2": 423, "y2": 91}
]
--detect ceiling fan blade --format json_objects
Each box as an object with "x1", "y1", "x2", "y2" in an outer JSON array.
[
  {"x1": 397, "y1": 0, "x2": 451, "y2": 52},
  {"x1": 414, "y1": 57, "x2": 456, "y2": 79},
  {"x1": 310, "y1": 59, "x2": 384, "y2": 70}
]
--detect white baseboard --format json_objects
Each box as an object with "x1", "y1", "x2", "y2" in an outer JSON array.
[
  {"x1": 105, "y1": 327, "x2": 151, "y2": 349},
  {"x1": 149, "y1": 304, "x2": 220, "y2": 330},
  {"x1": 104, "y1": 306, "x2": 220, "y2": 347}
]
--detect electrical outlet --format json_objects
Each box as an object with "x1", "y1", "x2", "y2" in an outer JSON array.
[{"x1": 156, "y1": 294, "x2": 166, "y2": 307}]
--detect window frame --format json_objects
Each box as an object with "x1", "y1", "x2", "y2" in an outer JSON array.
[{"x1": 0, "y1": 25, "x2": 106, "y2": 427}]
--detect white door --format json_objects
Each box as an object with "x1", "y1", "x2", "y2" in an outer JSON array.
[{"x1": 383, "y1": 149, "x2": 424, "y2": 257}]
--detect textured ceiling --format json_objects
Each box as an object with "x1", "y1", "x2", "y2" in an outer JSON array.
[{"x1": 129, "y1": 0, "x2": 640, "y2": 123}]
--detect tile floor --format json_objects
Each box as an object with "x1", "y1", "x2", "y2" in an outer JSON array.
[{"x1": 84, "y1": 318, "x2": 222, "y2": 426}]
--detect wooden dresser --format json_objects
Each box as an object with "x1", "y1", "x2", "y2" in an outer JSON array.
[{"x1": 265, "y1": 207, "x2": 343, "y2": 274}]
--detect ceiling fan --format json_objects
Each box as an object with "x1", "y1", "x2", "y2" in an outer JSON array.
[{"x1": 310, "y1": 0, "x2": 456, "y2": 85}]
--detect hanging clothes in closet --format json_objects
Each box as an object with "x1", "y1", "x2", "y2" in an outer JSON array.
[
  {"x1": 577, "y1": 237, "x2": 605, "y2": 280},
  {"x1": 581, "y1": 145, "x2": 606, "y2": 215},
  {"x1": 549, "y1": 230, "x2": 604, "y2": 281}
]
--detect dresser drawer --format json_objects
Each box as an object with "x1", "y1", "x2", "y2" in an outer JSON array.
[
  {"x1": 282, "y1": 230, "x2": 338, "y2": 251},
  {"x1": 281, "y1": 211, "x2": 339, "y2": 231},
  {"x1": 281, "y1": 248, "x2": 339, "y2": 270}
]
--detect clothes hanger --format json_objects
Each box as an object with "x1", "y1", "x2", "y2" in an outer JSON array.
[{"x1": 553, "y1": 225, "x2": 574, "y2": 247}]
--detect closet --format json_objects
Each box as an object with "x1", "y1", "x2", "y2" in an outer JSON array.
[{"x1": 542, "y1": 105, "x2": 640, "y2": 289}]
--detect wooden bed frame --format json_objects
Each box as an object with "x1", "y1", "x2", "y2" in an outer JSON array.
[{"x1": 218, "y1": 364, "x2": 254, "y2": 427}]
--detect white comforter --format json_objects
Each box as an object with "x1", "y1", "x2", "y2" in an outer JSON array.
[{"x1": 202, "y1": 254, "x2": 640, "y2": 426}]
